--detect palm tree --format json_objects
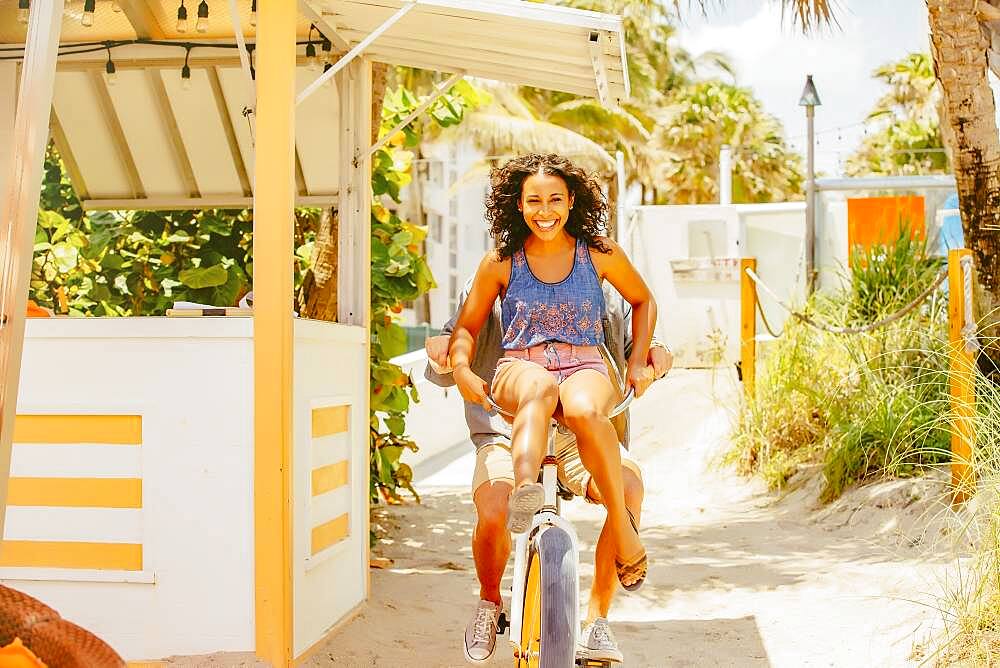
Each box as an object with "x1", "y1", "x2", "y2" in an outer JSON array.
[
  {"x1": 925, "y1": 2, "x2": 1000, "y2": 324},
  {"x1": 845, "y1": 52, "x2": 948, "y2": 177},
  {"x1": 652, "y1": 80, "x2": 803, "y2": 203},
  {"x1": 736, "y1": 0, "x2": 1000, "y2": 349}
]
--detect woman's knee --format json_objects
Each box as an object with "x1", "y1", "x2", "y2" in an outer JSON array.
[
  {"x1": 518, "y1": 374, "x2": 559, "y2": 408},
  {"x1": 561, "y1": 398, "x2": 608, "y2": 429}
]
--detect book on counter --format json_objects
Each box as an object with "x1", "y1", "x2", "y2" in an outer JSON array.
[{"x1": 166, "y1": 301, "x2": 252, "y2": 317}]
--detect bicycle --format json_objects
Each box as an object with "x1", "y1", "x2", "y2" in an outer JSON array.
[{"x1": 486, "y1": 387, "x2": 636, "y2": 668}]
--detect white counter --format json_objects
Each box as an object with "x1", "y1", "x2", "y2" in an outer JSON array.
[{"x1": 10, "y1": 317, "x2": 368, "y2": 661}]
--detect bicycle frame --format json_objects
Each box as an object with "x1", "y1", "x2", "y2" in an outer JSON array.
[
  {"x1": 486, "y1": 388, "x2": 634, "y2": 665},
  {"x1": 507, "y1": 422, "x2": 582, "y2": 660}
]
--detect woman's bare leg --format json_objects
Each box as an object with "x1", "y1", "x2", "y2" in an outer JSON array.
[
  {"x1": 587, "y1": 468, "x2": 644, "y2": 621},
  {"x1": 492, "y1": 360, "x2": 559, "y2": 488},
  {"x1": 559, "y1": 370, "x2": 644, "y2": 578}
]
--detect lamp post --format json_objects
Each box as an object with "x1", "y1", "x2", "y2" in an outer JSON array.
[{"x1": 799, "y1": 74, "x2": 821, "y2": 294}]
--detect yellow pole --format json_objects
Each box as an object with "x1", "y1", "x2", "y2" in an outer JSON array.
[
  {"x1": 948, "y1": 248, "x2": 976, "y2": 504},
  {"x1": 253, "y1": 2, "x2": 295, "y2": 664},
  {"x1": 740, "y1": 258, "x2": 757, "y2": 398}
]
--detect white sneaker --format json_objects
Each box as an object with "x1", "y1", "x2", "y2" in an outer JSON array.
[
  {"x1": 507, "y1": 482, "x2": 544, "y2": 534},
  {"x1": 463, "y1": 600, "x2": 500, "y2": 664},
  {"x1": 578, "y1": 617, "x2": 624, "y2": 663}
]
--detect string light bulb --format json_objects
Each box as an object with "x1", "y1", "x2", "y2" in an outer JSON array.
[
  {"x1": 306, "y1": 42, "x2": 318, "y2": 70},
  {"x1": 181, "y1": 48, "x2": 192, "y2": 90},
  {"x1": 250, "y1": 0, "x2": 256, "y2": 27},
  {"x1": 105, "y1": 47, "x2": 117, "y2": 85},
  {"x1": 196, "y1": 0, "x2": 209, "y2": 33},
  {"x1": 320, "y1": 35, "x2": 332, "y2": 65},
  {"x1": 176, "y1": 1, "x2": 187, "y2": 32},
  {"x1": 82, "y1": 0, "x2": 96, "y2": 26},
  {"x1": 17, "y1": 0, "x2": 29, "y2": 24},
  {"x1": 306, "y1": 25, "x2": 318, "y2": 70}
]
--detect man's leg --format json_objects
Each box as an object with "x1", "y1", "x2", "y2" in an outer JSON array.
[
  {"x1": 465, "y1": 444, "x2": 515, "y2": 664},
  {"x1": 472, "y1": 479, "x2": 514, "y2": 605}
]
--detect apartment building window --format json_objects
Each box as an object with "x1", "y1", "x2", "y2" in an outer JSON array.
[
  {"x1": 448, "y1": 221, "x2": 458, "y2": 269},
  {"x1": 428, "y1": 212, "x2": 443, "y2": 241},
  {"x1": 449, "y1": 198, "x2": 458, "y2": 218},
  {"x1": 429, "y1": 160, "x2": 443, "y2": 186}
]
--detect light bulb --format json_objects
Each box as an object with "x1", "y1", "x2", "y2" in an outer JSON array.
[
  {"x1": 176, "y1": 1, "x2": 187, "y2": 31},
  {"x1": 196, "y1": 0, "x2": 209, "y2": 32},
  {"x1": 181, "y1": 64, "x2": 192, "y2": 90},
  {"x1": 249, "y1": 0, "x2": 256, "y2": 27},
  {"x1": 321, "y1": 37, "x2": 332, "y2": 65},
  {"x1": 306, "y1": 43, "x2": 318, "y2": 71},
  {"x1": 17, "y1": 0, "x2": 28, "y2": 24},
  {"x1": 105, "y1": 59, "x2": 117, "y2": 85},
  {"x1": 82, "y1": 0, "x2": 96, "y2": 26}
]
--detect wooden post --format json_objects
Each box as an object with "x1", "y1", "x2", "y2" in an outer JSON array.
[
  {"x1": 0, "y1": 1, "x2": 65, "y2": 541},
  {"x1": 253, "y1": 2, "x2": 296, "y2": 665},
  {"x1": 948, "y1": 248, "x2": 976, "y2": 504},
  {"x1": 740, "y1": 258, "x2": 757, "y2": 398}
]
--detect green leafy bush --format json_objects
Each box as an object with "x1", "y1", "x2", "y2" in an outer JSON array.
[
  {"x1": 367, "y1": 80, "x2": 486, "y2": 504},
  {"x1": 732, "y1": 222, "x2": 951, "y2": 499}
]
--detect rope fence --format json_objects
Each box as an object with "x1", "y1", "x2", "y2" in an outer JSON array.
[
  {"x1": 744, "y1": 266, "x2": 947, "y2": 337},
  {"x1": 740, "y1": 249, "x2": 977, "y2": 505}
]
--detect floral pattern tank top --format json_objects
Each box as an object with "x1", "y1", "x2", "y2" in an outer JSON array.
[{"x1": 500, "y1": 238, "x2": 606, "y2": 350}]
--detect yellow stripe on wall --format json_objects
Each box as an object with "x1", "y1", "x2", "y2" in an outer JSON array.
[
  {"x1": 311, "y1": 461, "x2": 349, "y2": 497},
  {"x1": 13, "y1": 414, "x2": 142, "y2": 445},
  {"x1": 0, "y1": 540, "x2": 142, "y2": 570},
  {"x1": 7, "y1": 478, "x2": 142, "y2": 508},
  {"x1": 310, "y1": 513, "x2": 349, "y2": 555},
  {"x1": 311, "y1": 405, "x2": 349, "y2": 438}
]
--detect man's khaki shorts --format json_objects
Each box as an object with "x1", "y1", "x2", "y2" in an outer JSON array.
[{"x1": 471, "y1": 429, "x2": 642, "y2": 502}]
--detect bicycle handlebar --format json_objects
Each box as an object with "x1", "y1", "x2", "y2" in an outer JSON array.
[{"x1": 486, "y1": 387, "x2": 635, "y2": 420}]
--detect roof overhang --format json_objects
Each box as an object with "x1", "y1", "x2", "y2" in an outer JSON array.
[{"x1": 0, "y1": 0, "x2": 630, "y2": 211}]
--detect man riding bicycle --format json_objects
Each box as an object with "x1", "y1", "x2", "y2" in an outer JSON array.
[{"x1": 425, "y1": 280, "x2": 671, "y2": 665}]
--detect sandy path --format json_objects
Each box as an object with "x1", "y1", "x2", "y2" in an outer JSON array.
[{"x1": 306, "y1": 369, "x2": 953, "y2": 667}]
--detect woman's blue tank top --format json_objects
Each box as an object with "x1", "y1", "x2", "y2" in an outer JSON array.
[{"x1": 500, "y1": 238, "x2": 606, "y2": 350}]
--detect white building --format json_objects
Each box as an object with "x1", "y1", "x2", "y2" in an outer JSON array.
[{"x1": 401, "y1": 139, "x2": 492, "y2": 330}]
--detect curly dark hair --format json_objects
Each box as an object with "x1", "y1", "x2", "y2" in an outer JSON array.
[{"x1": 485, "y1": 154, "x2": 610, "y2": 259}]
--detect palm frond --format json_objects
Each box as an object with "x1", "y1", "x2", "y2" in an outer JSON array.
[
  {"x1": 547, "y1": 98, "x2": 652, "y2": 143},
  {"x1": 440, "y1": 112, "x2": 615, "y2": 175}
]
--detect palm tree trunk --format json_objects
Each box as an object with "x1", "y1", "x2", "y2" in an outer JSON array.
[
  {"x1": 299, "y1": 62, "x2": 390, "y2": 320},
  {"x1": 928, "y1": 2, "x2": 1000, "y2": 334}
]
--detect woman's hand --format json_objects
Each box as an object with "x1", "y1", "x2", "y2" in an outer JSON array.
[
  {"x1": 454, "y1": 365, "x2": 491, "y2": 411},
  {"x1": 626, "y1": 359, "x2": 655, "y2": 398}
]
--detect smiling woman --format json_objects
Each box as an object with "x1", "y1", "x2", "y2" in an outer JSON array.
[{"x1": 447, "y1": 154, "x2": 657, "y2": 623}]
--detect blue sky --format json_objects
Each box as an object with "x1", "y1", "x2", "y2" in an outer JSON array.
[{"x1": 674, "y1": 1, "x2": 933, "y2": 176}]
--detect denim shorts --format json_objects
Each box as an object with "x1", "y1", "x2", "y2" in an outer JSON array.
[{"x1": 494, "y1": 342, "x2": 609, "y2": 386}]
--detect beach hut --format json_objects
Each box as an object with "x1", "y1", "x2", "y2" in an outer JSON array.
[{"x1": 0, "y1": 1, "x2": 628, "y2": 664}]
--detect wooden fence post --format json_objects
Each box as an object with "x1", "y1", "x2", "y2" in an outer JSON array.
[
  {"x1": 740, "y1": 258, "x2": 757, "y2": 398},
  {"x1": 948, "y1": 248, "x2": 976, "y2": 504}
]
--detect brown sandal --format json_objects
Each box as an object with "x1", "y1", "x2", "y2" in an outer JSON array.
[{"x1": 615, "y1": 508, "x2": 646, "y2": 591}]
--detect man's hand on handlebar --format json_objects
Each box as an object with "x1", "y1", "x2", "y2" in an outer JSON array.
[
  {"x1": 424, "y1": 335, "x2": 452, "y2": 374},
  {"x1": 648, "y1": 344, "x2": 673, "y2": 380}
]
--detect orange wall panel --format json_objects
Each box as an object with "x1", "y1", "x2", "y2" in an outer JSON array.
[{"x1": 847, "y1": 195, "x2": 925, "y2": 252}]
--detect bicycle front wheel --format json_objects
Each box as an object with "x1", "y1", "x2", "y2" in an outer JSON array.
[{"x1": 518, "y1": 527, "x2": 577, "y2": 668}]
